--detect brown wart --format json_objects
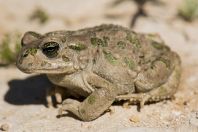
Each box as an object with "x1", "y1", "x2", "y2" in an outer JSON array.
[
  {"x1": 91, "y1": 37, "x2": 103, "y2": 46},
  {"x1": 62, "y1": 55, "x2": 70, "y2": 62},
  {"x1": 41, "y1": 61, "x2": 47, "y2": 67},
  {"x1": 151, "y1": 57, "x2": 171, "y2": 70},
  {"x1": 28, "y1": 63, "x2": 33, "y2": 67},
  {"x1": 80, "y1": 109, "x2": 86, "y2": 114},
  {"x1": 158, "y1": 57, "x2": 171, "y2": 68},
  {"x1": 103, "y1": 36, "x2": 110, "y2": 47},
  {"x1": 92, "y1": 58, "x2": 96, "y2": 64},
  {"x1": 117, "y1": 41, "x2": 126, "y2": 49},
  {"x1": 41, "y1": 61, "x2": 51, "y2": 67},
  {"x1": 61, "y1": 38, "x2": 67, "y2": 43},
  {"x1": 90, "y1": 36, "x2": 109, "y2": 47}
]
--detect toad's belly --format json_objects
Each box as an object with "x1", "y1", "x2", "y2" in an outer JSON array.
[{"x1": 47, "y1": 73, "x2": 94, "y2": 97}]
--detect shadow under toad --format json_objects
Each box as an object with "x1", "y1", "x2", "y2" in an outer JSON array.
[{"x1": 4, "y1": 74, "x2": 52, "y2": 106}]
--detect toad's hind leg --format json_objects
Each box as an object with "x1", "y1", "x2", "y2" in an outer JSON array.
[{"x1": 116, "y1": 55, "x2": 181, "y2": 108}]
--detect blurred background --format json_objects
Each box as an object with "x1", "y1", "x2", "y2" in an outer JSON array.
[
  {"x1": 0, "y1": 0, "x2": 198, "y2": 65},
  {"x1": 0, "y1": 0, "x2": 198, "y2": 131}
]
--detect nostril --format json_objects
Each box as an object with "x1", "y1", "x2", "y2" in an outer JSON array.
[
  {"x1": 23, "y1": 50, "x2": 29, "y2": 57},
  {"x1": 22, "y1": 48, "x2": 37, "y2": 57},
  {"x1": 22, "y1": 49, "x2": 29, "y2": 57}
]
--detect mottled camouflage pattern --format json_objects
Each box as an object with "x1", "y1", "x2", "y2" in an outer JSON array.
[{"x1": 16, "y1": 24, "x2": 181, "y2": 121}]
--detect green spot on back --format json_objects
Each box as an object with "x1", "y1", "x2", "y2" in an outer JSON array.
[
  {"x1": 91, "y1": 37, "x2": 103, "y2": 46},
  {"x1": 126, "y1": 32, "x2": 141, "y2": 48},
  {"x1": 87, "y1": 95, "x2": 96, "y2": 105},
  {"x1": 124, "y1": 57, "x2": 135, "y2": 70},
  {"x1": 117, "y1": 41, "x2": 126, "y2": 49},
  {"x1": 148, "y1": 33, "x2": 158, "y2": 38},
  {"x1": 103, "y1": 50, "x2": 117, "y2": 64},
  {"x1": 151, "y1": 40, "x2": 170, "y2": 51},
  {"x1": 68, "y1": 42, "x2": 86, "y2": 51},
  {"x1": 90, "y1": 36, "x2": 109, "y2": 47},
  {"x1": 151, "y1": 41, "x2": 164, "y2": 50},
  {"x1": 147, "y1": 34, "x2": 161, "y2": 42}
]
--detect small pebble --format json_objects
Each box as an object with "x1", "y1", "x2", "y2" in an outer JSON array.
[
  {"x1": 106, "y1": 108, "x2": 115, "y2": 115},
  {"x1": 109, "y1": 108, "x2": 115, "y2": 115},
  {"x1": 129, "y1": 115, "x2": 140, "y2": 123},
  {"x1": 81, "y1": 123, "x2": 92, "y2": 129},
  {"x1": 189, "y1": 118, "x2": 198, "y2": 126},
  {"x1": 0, "y1": 123, "x2": 9, "y2": 131}
]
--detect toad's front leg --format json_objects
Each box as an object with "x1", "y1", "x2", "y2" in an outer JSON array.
[
  {"x1": 59, "y1": 73, "x2": 118, "y2": 121},
  {"x1": 46, "y1": 86, "x2": 72, "y2": 107}
]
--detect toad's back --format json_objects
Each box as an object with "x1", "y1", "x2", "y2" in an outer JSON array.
[
  {"x1": 66, "y1": 24, "x2": 178, "y2": 94},
  {"x1": 72, "y1": 25, "x2": 172, "y2": 71},
  {"x1": 69, "y1": 24, "x2": 173, "y2": 71}
]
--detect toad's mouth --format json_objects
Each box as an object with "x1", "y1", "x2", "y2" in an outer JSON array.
[
  {"x1": 17, "y1": 63, "x2": 76, "y2": 74},
  {"x1": 16, "y1": 59, "x2": 77, "y2": 74},
  {"x1": 18, "y1": 67, "x2": 77, "y2": 74}
]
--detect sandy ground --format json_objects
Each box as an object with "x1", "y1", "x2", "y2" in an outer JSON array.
[{"x1": 0, "y1": 0, "x2": 198, "y2": 131}]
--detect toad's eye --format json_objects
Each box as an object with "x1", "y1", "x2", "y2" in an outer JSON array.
[{"x1": 42, "y1": 42, "x2": 60, "y2": 58}]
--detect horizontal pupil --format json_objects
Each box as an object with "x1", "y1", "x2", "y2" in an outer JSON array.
[
  {"x1": 46, "y1": 47, "x2": 56, "y2": 51},
  {"x1": 43, "y1": 46, "x2": 58, "y2": 53},
  {"x1": 42, "y1": 42, "x2": 59, "y2": 58}
]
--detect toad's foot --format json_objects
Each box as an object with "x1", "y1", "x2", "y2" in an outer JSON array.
[
  {"x1": 117, "y1": 92, "x2": 172, "y2": 109},
  {"x1": 116, "y1": 93, "x2": 152, "y2": 108},
  {"x1": 58, "y1": 98, "x2": 81, "y2": 117}
]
